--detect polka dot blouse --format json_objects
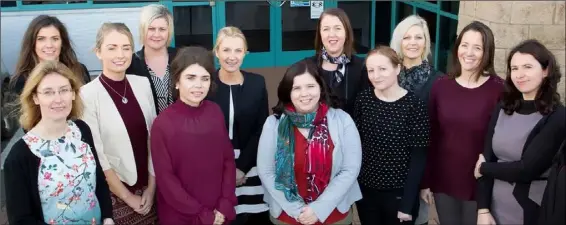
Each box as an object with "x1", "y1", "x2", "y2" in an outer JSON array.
[{"x1": 353, "y1": 89, "x2": 430, "y2": 190}]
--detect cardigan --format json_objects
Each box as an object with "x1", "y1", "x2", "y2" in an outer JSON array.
[
  {"x1": 477, "y1": 103, "x2": 565, "y2": 225},
  {"x1": 305, "y1": 55, "x2": 369, "y2": 115},
  {"x1": 126, "y1": 47, "x2": 177, "y2": 114},
  {"x1": 3, "y1": 119, "x2": 113, "y2": 225},
  {"x1": 257, "y1": 107, "x2": 362, "y2": 223},
  {"x1": 80, "y1": 75, "x2": 157, "y2": 186}
]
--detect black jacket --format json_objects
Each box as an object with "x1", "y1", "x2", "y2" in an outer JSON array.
[
  {"x1": 207, "y1": 70, "x2": 269, "y2": 174},
  {"x1": 126, "y1": 47, "x2": 177, "y2": 114}
]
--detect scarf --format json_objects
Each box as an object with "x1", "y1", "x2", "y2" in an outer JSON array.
[
  {"x1": 399, "y1": 60, "x2": 432, "y2": 92},
  {"x1": 275, "y1": 103, "x2": 331, "y2": 203},
  {"x1": 321, "y1": 47, "x2": 350, "y2": 88}
]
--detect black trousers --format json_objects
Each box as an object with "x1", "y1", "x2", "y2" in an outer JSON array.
[
  {"x1": 356, "y1": 185, "x2": 419, "y2": 225},
  {"x1": 231, "y1": 211, "x2": 272, "y2": 225}
]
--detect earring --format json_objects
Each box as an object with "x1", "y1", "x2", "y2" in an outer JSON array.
[{"x1": 175, "y1": 86, "x2": 179, "y2": 89}]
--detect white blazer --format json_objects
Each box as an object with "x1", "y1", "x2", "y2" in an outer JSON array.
[{"x1": 80, "y1": 74, "x2": 157, "y2": 186}]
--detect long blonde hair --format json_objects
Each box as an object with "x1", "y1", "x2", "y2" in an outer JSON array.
[{"x1": 19, "y1": 61, "x2": 84, "y2": 131}]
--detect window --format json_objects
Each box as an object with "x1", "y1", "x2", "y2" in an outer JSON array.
[
  {"x1": 225, "y1": 1, "x2": 270, "y2": 52},
  {"x1": 338, "y1": 1, "x2": 371, "y2": 53},
  {"x1": 94, "y1": 0, "x2": 157, "y2": 3},
  {"x1": 437, "y1": 16, "x2": 458, "y2": 73},
  {"x1": 441, "y1": 1, "x2": 459, "y2": 15},
  {"x1": 281, "y1": 2, "x2": 317, "y2": 51},
  {"x1": 23, "y1": 1, "x2": 86, "y2": 5},
  {"x1": 374, "y1": 1, "x2": 392, "y2": 47},
  {"x1": 173, "y1": 6, "x2": 213, "y2": 50},
  {"x1": 0, "y1": 1, "x2": 16, "y2": 7}
]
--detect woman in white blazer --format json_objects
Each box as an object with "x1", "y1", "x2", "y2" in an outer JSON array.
[{"x1": 80, "y1": 22, "x2": 158, "y2": 225}]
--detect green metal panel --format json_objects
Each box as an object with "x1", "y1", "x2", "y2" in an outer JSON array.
[{"x1": 370, "y1": 0, "x2": 375, "y2": 49}]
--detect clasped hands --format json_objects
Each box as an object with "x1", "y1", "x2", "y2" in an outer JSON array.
[
  {"x1": 296, "y1": 206, "x2": 318, "y2": 225},
  {"x1": 236, "y1": 169, "x2": 247, "y2": 186}
]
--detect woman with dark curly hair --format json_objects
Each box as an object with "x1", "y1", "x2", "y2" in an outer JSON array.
[{"x1": 474, "y1": 39, "x2": 565, "y2": 225}]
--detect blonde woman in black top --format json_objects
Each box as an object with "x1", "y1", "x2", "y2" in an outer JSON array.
[{"x1": 354, "y1": 46, "x2": 430, "y2": 225}]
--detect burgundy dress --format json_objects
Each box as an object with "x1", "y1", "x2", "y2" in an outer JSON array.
[{"x1": 99, "y1": 74, "x2": 158, "y2": 225}]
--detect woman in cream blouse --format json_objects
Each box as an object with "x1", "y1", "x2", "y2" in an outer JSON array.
[{"x1": 80, "y1": 22, "x2": 158, "y2": 225}]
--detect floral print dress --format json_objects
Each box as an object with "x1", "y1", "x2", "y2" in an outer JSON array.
[{"x1": 23, "y1": 120, "x2": 101, "y2": 225}]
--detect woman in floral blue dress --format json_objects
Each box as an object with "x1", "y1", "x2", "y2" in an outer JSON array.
[{"x1": 3, "y1": 61, "x2": 113, "y2": 225}]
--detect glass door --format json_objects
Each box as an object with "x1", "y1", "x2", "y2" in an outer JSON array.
[
  {"x1": 275, "y1": 0, "x2": 329, "y2": 66},
  {"x1": 215, "y1": 0, "x2": 276, "y2": 68},
  {"x1": 170, "y1": 1, "x2": 217, "y2": 50}
]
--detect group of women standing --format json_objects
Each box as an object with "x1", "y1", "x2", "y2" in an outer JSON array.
[{"x1": 2, "y1": 3, "x2": 564, "y2": 225}]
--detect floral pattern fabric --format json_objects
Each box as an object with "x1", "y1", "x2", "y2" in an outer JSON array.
[{"x1": 23, "y1": 120, "x2": 101, "y2": 225}]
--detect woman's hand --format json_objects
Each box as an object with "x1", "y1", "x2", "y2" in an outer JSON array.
[
  {"x1": 236, "y1": 169, "x2": 246, "y2": 186},
  {"x1": 474, "y1": 154, "x2": 486, "y2": 179},
  {"x1": 140, "y1": 186, "x2": 155, "y2": 215},
  {"x1": 102, "y1": 218, "x2": 115, "y2": 225},
  {"x1": 298, "y1": 206, "x2": 318, "y2": 225},
  {"x1": 397, "y1": 211, "x2": 412, "y2": 223},
  {"x1": 420, "y1": 188, "x2": 434, "y2": 204},
  {"x1": 477, "y1": 211, "x2": 496, "y2": 225},
  {"x1": 124, "y1": 194, "x2": 144, "y2": 214},
  {"x1": 213, "y1": 209, "x2": 225, "y2": 225}
]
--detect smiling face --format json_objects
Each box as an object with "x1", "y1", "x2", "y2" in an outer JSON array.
[
  {"x1": 510, "y1": 52, "x2": 547, "y2": 99},
  {"x1": 96, "y1": 30, "x2": 133, "y2": 75},
  {"x1": 290, "y1": 72, "x2": 321, "y2": 114},
  {"x1": 145, "y1": 17, "x2": 169, "y2": 50},
  {"x1": 216, "y1": 36, "x2": 246, "y2": 73},
  {"x1": 457, "y1": 30, "x2": 484, "y2": 73},
  {"x1": 319, "y1": 14, "x2": 346, "y2": 57},
  {"x1": 366, "y1": 53, "x2": 401, "y2": 91},
  {"x1": 176, "y1": 63, "x2": 211, "y2": 107},
  {"x1": 401, "y1": 25, "x2": 426, "y2": 61},
  {"x1": 33, "y1": 72, "x2": 75, "y2": 122},
  {"x1": 35, "y1": 25, "x2": 62, "y2": 62}
]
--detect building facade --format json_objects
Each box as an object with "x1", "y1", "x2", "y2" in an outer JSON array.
[{"x1": 457, "y1": 1, "x2": 565, "y2": 98}]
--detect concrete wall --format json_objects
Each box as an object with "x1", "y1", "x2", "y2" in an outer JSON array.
[{"x1": 457, "y1": 1, "x2": 565, "y2": 98}]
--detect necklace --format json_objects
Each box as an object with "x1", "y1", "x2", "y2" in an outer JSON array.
[{"x1": 100, "y1": 75, "x2": 128, "y2": 104}]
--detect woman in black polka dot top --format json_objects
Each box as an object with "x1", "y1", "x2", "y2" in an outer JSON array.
[{"x1": 353, "y1": 46, "x2": 430, "y2": 225}]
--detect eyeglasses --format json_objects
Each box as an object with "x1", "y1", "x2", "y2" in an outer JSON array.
[{"x1": 36, "y1": 88, "x2": 73, "y2": 97}]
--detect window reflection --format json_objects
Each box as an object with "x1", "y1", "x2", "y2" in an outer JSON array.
[
  {"x1": 338, "y1": 1, "x2": 371, "y2": 54},
  {"x1": 173, "y1": 6, "x2": 213, "y2": 50},
  {"x1": 225, "y1": 1, "x2": 270, "y2": 52}
]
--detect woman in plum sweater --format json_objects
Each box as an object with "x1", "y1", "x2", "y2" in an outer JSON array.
[{"x1": 150, "y1": 46, "x2": 237, "y2": 225}]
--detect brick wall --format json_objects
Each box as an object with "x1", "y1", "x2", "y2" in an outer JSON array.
[{"x1": 457, "y1": 1, "x2": 566, "y2": 98}]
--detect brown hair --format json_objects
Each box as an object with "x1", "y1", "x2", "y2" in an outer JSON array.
[
  {"x1": 365, "y1": 45, "x2": 403, "y2": 68},
  {"x1": 169, "y1": 46, "x2": 216, "y2": 100},
  {"x1": 19, "y1": 61, "x2": 84, "y2": 131},
  {"x1": 11, "y1": 15, "x2": 84, "y2": 88},
  {"x1": 314, "y1": 8, "x2": 355, "y2": 60},
  {"x1": 502, "y1": 39, "x2": 562, "y2": 115},
  {"x1": 448, "y1": 21, "x2": 496, "y2": 81},
  {"x1": 272, "y1": 59, "x2": 339, "y2": 116}
]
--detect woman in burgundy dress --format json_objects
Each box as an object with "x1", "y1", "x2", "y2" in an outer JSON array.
[
  {"x1": 150, "y1": 46, "x2": 237, "y2": 225},
  {"x1": 80, "y1": 22, "x2": 158, "y2": 224}
]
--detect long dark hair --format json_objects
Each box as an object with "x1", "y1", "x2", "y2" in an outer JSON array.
[
  {"x1": 447, "y1": 21, "x2": 496, "y2": 81},
  {"x1": 272, "y1": 59, "x2": 339, "y2": 116},
  {"x1": 10, "y1": 15, "x2": 83, "y2": 87},
  {"x1": 502, "y1": 39, "x2": 562, "y2": 115}
]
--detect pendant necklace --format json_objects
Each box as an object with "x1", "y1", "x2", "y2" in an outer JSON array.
[{"x1": 100, "y1": 75, "x2": 128, "y2": 104}]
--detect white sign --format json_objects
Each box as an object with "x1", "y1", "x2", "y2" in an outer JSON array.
[{"x1": 310, "y1": 0, "x2": 324, "y2": 19}]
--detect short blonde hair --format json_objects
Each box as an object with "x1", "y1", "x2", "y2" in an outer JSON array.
[
  {"x1": 390, "y1": 15, "x2": 431, "y2": 61},
  {"x1": 139, "y1": 4, "x2": 174, "y2": 46},
  {"x1": 19, "y1": 61, "x2": 84, "y2": 131},
  {"x1": 214, "y1": 26, "x2": 248, "y2": 53},
  {"x1": 94, "y1": 22, "x2": 135, "y2": 51}
]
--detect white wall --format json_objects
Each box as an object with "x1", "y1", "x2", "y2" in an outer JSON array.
[{"x1": 0, "y1": 7, "x2": 143, "y2": 75}]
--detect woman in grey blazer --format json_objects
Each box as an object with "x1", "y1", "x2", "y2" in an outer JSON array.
[{"x1": 257, "y1": 59, "x2": 362, "y2": 225}]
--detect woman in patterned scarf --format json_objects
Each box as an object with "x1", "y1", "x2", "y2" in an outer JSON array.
[
  {"x1": 304, "y1": 8, "x2": 369, "y2": 116},
  {"x1": 257, "y1": 59, "x2": 362, "y2": 225},
  {"x1": 389, "y1": 15, "x2": 443, "y2": 225}
]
